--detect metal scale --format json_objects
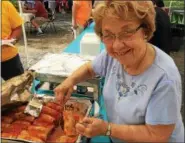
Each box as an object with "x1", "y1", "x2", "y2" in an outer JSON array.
[
  {"x1": 29, "y1": 53, "x2": 104, "y2": 105},
  {"x1": 33, "y1": 72, "x2": 103, "y2": 103},
  {"x1": 28, "y1": 53, "x2": 106, "y2": 143}
]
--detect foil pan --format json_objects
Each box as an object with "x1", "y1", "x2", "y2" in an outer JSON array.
[
  {"x1": 1, "y1": 95, "x2": 96, "y2": 143},
  {"x1": 29, "y1": 53, "x2": 95, "y2": 77}
]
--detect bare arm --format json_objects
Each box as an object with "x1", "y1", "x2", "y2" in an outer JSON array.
[
  {"x1": 110, "y1": 123, "x2": 175, "y2": 142},
  {"x1": 9, "y1": 26, "x2": 22, "y2": 43},
  {"x1": 76, "y1": 118, "x2": 174, "y2": 142},
  {"x1": 54, "y1": 62, "x2": 96, "y2": 103},
  {"x1": 22, "y1": 8, "x2": 37, "y2": 14}
]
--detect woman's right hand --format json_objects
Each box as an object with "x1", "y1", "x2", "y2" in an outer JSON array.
[{"x1": 54, "y1": 78, "x2": 75, "y2": 104}]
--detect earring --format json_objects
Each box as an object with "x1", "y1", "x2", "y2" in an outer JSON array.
[{"x1": 144, "y1": 35, "x2": 147, "y2": 41}]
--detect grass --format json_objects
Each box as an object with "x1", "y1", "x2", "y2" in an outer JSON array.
[{"x1": 164, "y1": 0, "x2": 184, "y2": 9}]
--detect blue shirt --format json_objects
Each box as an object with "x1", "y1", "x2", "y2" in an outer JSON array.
[{"x1": 92, "y1": 46, "x2": 184, "y2": 142}]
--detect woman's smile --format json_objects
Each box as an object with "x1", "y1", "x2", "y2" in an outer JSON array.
[{"x1": 113, "y1": 48, "x2": 132, "y2": 58}]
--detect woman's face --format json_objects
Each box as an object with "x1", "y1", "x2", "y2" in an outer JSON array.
[{"x1": 102, "y1": 17, "x2": 147, "y2": 66}]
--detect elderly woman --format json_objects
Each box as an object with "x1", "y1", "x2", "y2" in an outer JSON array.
[{"x1": 55, "y1": 1, "x2": 184, "y2": 142}]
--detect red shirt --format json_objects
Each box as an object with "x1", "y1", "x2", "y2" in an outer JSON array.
[{"x1": 34, "y1": 1, "x2": 48, "y2": 18}]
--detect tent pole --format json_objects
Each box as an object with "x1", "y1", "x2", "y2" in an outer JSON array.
[{"x1": 18, "y1": 1, "x2": 29, "y2": 69}]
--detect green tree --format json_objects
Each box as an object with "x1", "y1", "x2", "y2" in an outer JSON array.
[{"x1": 9, "y1": 0, "x2": 19, "y2": 10}]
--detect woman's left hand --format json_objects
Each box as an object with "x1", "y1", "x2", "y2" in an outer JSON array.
[{"x1": 76, "y1": 117, "x2": 108, "y2": 138}]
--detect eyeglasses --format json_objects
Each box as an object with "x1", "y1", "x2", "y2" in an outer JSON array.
[{"x1": 102, "y1": 24, "x2": 143, "y2": 44}]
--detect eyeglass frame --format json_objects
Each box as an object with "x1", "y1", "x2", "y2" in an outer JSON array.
[{"x1": 101, "y1": 24, "x2": 145, "y2": 43}]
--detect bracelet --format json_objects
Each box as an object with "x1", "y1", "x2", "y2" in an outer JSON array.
[{"x1": 105, "y1": 123, "x2": 111, "y2": 136}]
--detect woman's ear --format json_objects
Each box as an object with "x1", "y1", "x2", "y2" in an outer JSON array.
[
  {"x1": 140, "y1": 24, "x2": 149, "y2": 40},
  {"x1": 144, "y1": 35, "x2": 148, "y2": 40},
  {"x1": 142, "y1": 29, "x2": 148, "y2": 40}
]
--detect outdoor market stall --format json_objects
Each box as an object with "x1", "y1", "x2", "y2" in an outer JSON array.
[{"x1": 2, "y1": 0, "x2": 184, "y2": 142}]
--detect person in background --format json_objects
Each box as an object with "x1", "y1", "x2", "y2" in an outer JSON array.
[
  {"x1": 27, "y1": 0, "x2": 35, "y2": 8},
  {"x1": 23, "y1": 0, "x2": 48, "y2": 36},
  {"x1": 72, "y1": 0, "x2": 92, "y2": 36},
  {"x1": 153, "y1": 0, "x2": 169, "y2": 14},
  {"x1": 55, "y1": 1, "x2": 184, "y2": 142},
  {"x1": 67, "y1": 0, "x2": 72, "y2": 11},
  {"x1": 56, "y1": 0, "x2": 67, "y2": 14},
  {"x1": 149, "y1": 0, "x2": 172, "y2": 54},
  {"x1": 43, "y1": 0, "x2": 50, "y2": 12},
  {"x1": 92, "y1": 0, "x2": 95, "y2": 6},
  {"x1": 1, "y1": 1, "x2": 24, "y2": 80},
  {"x1": 154, "y1": 0, "x2": 165, "y2": 10}
]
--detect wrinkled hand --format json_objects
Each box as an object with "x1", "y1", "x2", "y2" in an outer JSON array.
[
  {"x1": 76, "y1": 117, "x2": 108, "y2": 138},
  {"x1": 54, "y1": 78, "x2": 74, "y2": 104}
]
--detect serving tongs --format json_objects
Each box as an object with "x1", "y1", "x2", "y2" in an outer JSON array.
[
  {"x1": 76, "y1": 100, "x2": 100, "y2": 143},
  {"x1": 24, "y1": 78, "x2": 43, "y2": 117},
  {"x1": 24, "y1": 96, "x2": 43, "y2": 117}
]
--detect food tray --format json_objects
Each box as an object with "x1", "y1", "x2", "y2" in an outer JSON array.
[
  {"x1": 1, "y1": 95, "x2": 98, "y2": 143},
  {"x1": 29, "y1": 53, "x2": 95, "y2": 77}
]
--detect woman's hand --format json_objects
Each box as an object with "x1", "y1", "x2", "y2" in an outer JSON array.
[
  {"x1": 76, "y1": 117, "x2": 108, "y2": 138},
  {"x1": 54, "y1": 62, "x2": 95, "y2": 104},
  {"x1": 54, "y1": 78, "x2": 74, "y2": 104}
]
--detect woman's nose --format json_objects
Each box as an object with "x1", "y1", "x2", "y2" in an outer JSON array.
[{"x1": 112, "y1": 38, "x2": 125, "y2": 51}]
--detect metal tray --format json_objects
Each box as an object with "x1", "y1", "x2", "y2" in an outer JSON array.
[{"x1": 1, "y1": 96, "x2": 99, "y2": 143}]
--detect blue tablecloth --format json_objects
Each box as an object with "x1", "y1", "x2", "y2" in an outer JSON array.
[{"x1": 63, "y1": 23, "x2": 111, "y2": 143}]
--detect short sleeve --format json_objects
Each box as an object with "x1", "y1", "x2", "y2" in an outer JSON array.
[
  {"x1": 73, "y1": 1, "x2": 80, "y2": 5},
  {"x1": 146, "y1": 80, "x2": 181, "y2": 125},
  {"x1": 92, "y1": 50, "x2": 109, "y2": 77},
  {"x1": 7, "y1": 2, "x2": 23, "y2": 29}
]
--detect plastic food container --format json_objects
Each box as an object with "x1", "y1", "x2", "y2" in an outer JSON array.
[{"x1": 80, "y1": 33, "x2": 100, "y2": 56}]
